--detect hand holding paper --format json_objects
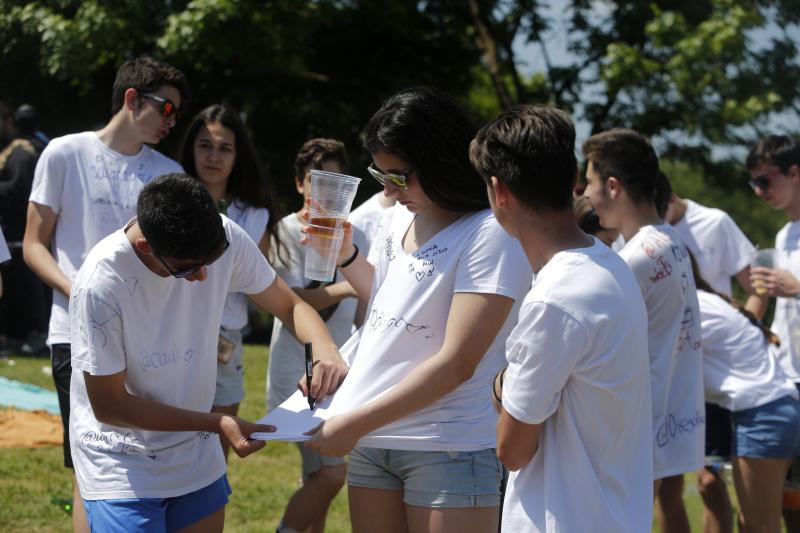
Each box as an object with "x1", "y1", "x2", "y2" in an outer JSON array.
[{"x1": 252, "y1": 390, "x2": 336, "y2": 441}]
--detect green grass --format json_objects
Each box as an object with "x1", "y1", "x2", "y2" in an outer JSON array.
[{"x1": 0, "y1": 346, "x2": 753, "y2": 532}]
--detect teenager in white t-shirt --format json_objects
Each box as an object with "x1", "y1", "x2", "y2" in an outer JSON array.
[
  {"x1": 267, "y1": 138, "x2": 365, "y2": 533},
  {"x1": 69, "y1": 174, "x2": 347, "y2": 532},
  {"x1": 301, "y1": 88, "x2": 531, "y2": 533},
  {"x1": 745, "y1": 135, "x2": 800, "y2": 530},
  {"x1": 691, "y1": 255, "x2": 800, "y2": 532},
  {"x1": 22, "y1": 56, "x2": 189, "y2": 533},
  {"x1": 583, "y1": 129, "x2": 705, "y2": 508},
  {"x1": 469, "y1": 105, "x2": 653, "y2": 532},
  {"x1": 179, "y1": 104, "x2": 285, "y2": 461}
]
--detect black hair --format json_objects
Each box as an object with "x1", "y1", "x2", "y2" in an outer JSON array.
[
  {"x1": 14, "y1": 104, "x2": 38, "y2": 136},
  {"x1": 469, "y1": 104, "x2": 577, "y2": 212},
  {"x1": 689, "y1": 252, "x2": 780, "y2": 346},
  {"x1": 111, "y1": 56, "x2": 189, "y2": 116},
  {"x1": 582, "y1": 128, "x2": 659, "y2": 205},
  {"x1": 746, "y1": 135, "x2": 800, "y2": 174},
  {"x1": 293, "y1": 138, "x2": 349, "y2": 180},
  {"x1": 180, "y1": 104, "x2": 283, "y2": 261},
  {"x1": 137, "y1": 173, "x2": 226, "y2": 261},
  {"x1": 654, "y1": 170, "x2": 672, "y2": 220},
  {"x1": 364, "y1": 87, "x2": 488, "y2": 212}
]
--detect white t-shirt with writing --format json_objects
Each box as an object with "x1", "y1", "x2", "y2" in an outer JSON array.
[
  {"x1": 325, "y1": 206, "x2": 531, "y2": 450},
  {"x1": 501, "y1": 238, "x2": 653, "y2": 533},
  {"x1": 619, "y1": 224, "x2": 705, "y2": 479},
  {"x1": 69, "y1": 217, "x2": 274, "y2": 500},
  {"x1": 349, "y1": 192, "x2": 391, "y2": 257},
  {"x1": 220, "y1": 201, "x2": 269, "y2": 330},
  {"x1": 698, "y1": 290, "x2": 798, "y2": 411},
  {"x1": 672, "y1": 199, "x2": 755, "y2": 296},
  {"x1": 770, "y1": 221, "x2": 800, "y2": 381},
  {"x1": 267, "y1": 213, "x2": 366, "y2": 411},
  {"x1": 29, "y1": 132, "x2": 182, "y2": 346}
]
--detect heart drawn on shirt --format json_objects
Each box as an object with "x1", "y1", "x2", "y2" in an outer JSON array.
[{"x1": 415, "y1": 271, "x2": 425, "y2": 282}]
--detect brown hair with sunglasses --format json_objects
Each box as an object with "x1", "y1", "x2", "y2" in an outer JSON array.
[{"x1": 110, "y1": 56, "x2": 189, "y2": 116}]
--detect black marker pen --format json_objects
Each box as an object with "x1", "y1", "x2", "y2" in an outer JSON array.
[{"x1": 305, "y1": 342, "x2": 315, "y2": 410}]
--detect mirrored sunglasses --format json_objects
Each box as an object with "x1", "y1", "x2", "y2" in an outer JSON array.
[{"x1": 140, "y1": 93, "x2": 182, "y2": 121}]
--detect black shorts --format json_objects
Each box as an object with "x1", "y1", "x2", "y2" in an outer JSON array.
[
  {"x1": 705, "y1": 402, "x2": 732, "y2": 460},
  {"x1": 51, "y1": 343, "x2": 73, "y2": 469}
]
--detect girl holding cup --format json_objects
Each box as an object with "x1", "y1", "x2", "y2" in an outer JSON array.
[
  {"x1": 180, "y1": 104, "x2": 284, "y2": 459},
  {"x1": 303, "y1": 87, "x2": 531, "y2": 533}
]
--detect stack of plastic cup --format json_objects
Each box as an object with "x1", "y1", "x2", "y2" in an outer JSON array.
[{"x1": 305, "y1": 170, "x2": 361, "y2": 281}]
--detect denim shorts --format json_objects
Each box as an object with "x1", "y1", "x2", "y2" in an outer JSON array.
[
  {"x1": 347, "y1": 446, "x2": 503, "y2": 508},
  {"x1": 83, "y1": 475, "x2": 231, "y2": 532},
  {"x1": 213, "y1": 328, "x2": 244, "y2": 407},
  {"x1": 296, "y1": 442, "x2": 346, "y2": 481},
  {"x1": 732, "y1": 395, "x2": 800, "y2": 459}
]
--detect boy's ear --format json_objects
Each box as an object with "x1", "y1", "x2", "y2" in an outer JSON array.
[
  {"x1": 606, "y1": 176, "x2": 621, "y2": 200},
  {"x1": 788, "y1": 164, "x2": 800, "y2": 182},
  {"x1": 489, "y1": 176, "x2": 510, "y2": 208},
  {"x1": 294, "y1": 175, "x2": 305, "y2": 195},
  {"x1": 124, "y1": 88, "x2": 139, "y2": 112},
  {"x1": 134, "y1": 238, "x2": 152, "y2": 255}
]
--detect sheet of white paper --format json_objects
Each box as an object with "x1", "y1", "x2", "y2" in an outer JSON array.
[{"x1": 252, "y1": 390, "x2": 335, "y2": 441}]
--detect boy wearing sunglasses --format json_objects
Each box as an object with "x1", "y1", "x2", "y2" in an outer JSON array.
[
  {"x1": 68, "y1": 173, "x2": 347, "y2": 532},
  {"x1": 22, "y1": 55, "x2": 188, "y2": 532}
]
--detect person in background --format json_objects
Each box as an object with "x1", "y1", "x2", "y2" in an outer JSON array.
[
  {"x1": 180, "y1": 103, "x2": 284, "y2": 460},
  {"x1": 0, "y1": 103, "x2": 49, "y2": 356},
  {"x1": 583, "y1": 129, "x2": 705, "y2": 520},
  {"x1": 267, "y1": 138, "x2": 365, "y2": 533},
  {"x1": 745, "y1": 134, "x2": 800, "y2": 530},
  {"x1": 573, "y1": 195, "x2": 619, "y2": 246},
  {"x1": 23, "y1": 56, "x2": 190, "y2": 533},
  {"x1": 0, "y1": 225, "x2": 11, "y2": 297}
]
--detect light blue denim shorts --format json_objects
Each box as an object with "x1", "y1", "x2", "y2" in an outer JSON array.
[
  {"x1": 83, "y1": 475, "x2": 231, "y2": 532},
  {"x1": 296, "y1": 442, "x2": 346, "y2": 481},
  {"x1": 214, "y1": 328, "x2": 244, "y2": 406},
  {"x1": 732, "y1": 394, "x2": 800, "y2": 459},
  {"x1": 347, "y1": 446, "x2": 502, "y2": 508}
]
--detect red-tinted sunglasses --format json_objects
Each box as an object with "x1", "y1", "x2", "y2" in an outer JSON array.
[{"x1": 140, "y1": 93, "x2": 182, "y2": 121}]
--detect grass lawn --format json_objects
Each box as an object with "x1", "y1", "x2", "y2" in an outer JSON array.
[{"x1": 0, "y1": 345, "x2": 749, "y2": 532}]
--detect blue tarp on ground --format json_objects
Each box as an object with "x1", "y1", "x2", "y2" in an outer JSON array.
[{"x1": 0, "y1": 376, "x2": 60, "y2": 415}]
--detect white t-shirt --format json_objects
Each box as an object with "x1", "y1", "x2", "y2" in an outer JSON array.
[
  {"x1": 769, "y1": 221, "x2": 800, "y2": 381},
  {"x1": 698, "y1": 290, "x2": 798, "y2": 411},
  {"x1": 0, "y1": 226, "x2": 10, "y2": 263},
  {"x1": 29, "y1": 132, "x2": 183, "y2": 345},
  {"x1": 220, "y1": 201, "x2": 269, "y2": 330},
  {"x1": 324, "y1": 206, "x2": 531, "y2": 451},
  {"x1": 69, "y1": 217, "x2": 274, "y2": 500},
  {"x1": 501, "y1": 239, "x2": 653, "y2": 533},
  {"x1": 267, "y1": 213, "x2": 366, "y2": 411},
  {"x1": 349, "y1": 192, "x2": 392, "y2": 257},
  {"x1": 672, "y1": 199, "x2": 755, "y2": 296},
  {"x1": 619, "y1": 224, "x2": 705, "y2": 479}
]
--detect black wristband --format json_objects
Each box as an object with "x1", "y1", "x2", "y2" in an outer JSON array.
[{"x1": 338, "y1": 244, "x2": 359, "y2": 269}]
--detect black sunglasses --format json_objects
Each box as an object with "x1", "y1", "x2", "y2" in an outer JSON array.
[
  {"x1": 140, "y1": 93, "x2": 182, "y2": 121},
  {"x1": 749, "y1": 175, "x2": 770, "y2": 191},
  {"x1": 153, "y1": 239, "x2": 230, "y2": 278}
]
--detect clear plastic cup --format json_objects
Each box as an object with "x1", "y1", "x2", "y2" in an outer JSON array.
[
  {"x1": 309, "y1": 170, "x2": 361, "y2": 218},
  {"x1": 304, "y1": 223, "x2": 346, "y2": 282},
  {"x1": 751, "y1": 248, "x2": 775, "y2": 295}
]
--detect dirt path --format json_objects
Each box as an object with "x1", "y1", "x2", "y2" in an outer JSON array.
[{"x1": 0, "y1": 408, "x2": 62, "y2": 448}]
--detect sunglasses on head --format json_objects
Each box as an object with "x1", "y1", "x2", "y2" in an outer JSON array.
[
  {"x1": 749, "y1": 175, "x2": 771, "y2": 191},
  {"x1": 153, "y1": 238, "x2": 230, "y2": 278},
  {"x1": 140, "y1": 93, "x2": 181, "y2": 121},
  {"x1": 367, "y1": 163, "x2": 412, "y2": 190}
]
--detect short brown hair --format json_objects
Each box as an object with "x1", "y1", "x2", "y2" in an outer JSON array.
[
  {"x1": 746, "y1": 135, "x2": 800, "y2": 173},
  {"x1": 293, "y1": 138, "x2": 348, "y2": 179},
  {"x1": 582, "y1": 129, "x2": 659, "y2": 205},
  {"x1": 111, "y1": 56, "x2": 189, "y2": 116},
  {"x1": 469, "y1": 104, "x2": 577, "y2": 212}
]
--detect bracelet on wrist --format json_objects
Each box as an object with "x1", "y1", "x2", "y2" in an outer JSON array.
[{"x1": 338, "y1": 244, "x2": 359, "y2": 269}]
